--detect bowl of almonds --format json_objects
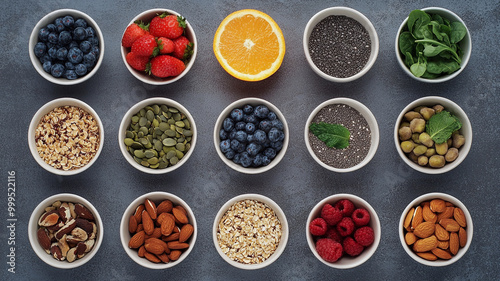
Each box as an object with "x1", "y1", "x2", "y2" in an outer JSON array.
[
  {"x1": 399, "y1": 192, "x2": 473, "y2": 266},
  {"x1": 28, "y1": 193, "x2": 103, "y2": 268},
  {"x1": 120, "y1": 191, "x2": 197, "y2": 269}
]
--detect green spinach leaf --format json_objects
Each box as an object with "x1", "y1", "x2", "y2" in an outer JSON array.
[
  {"x1": 309, "y1": 122, "x2": 350, "y2": 149},
  {"x1": 427, "y1": 60, "x2": 460, "y2": 74},
  {"x1": 408, "y1": 10, "x2": 431, "y2": 36},
  {"x1": 410, "y1": 53, "x2": 427, "y2": 77},
  {"x1": 399, "y1": 31, "x2": 415, "y2": 55},
  {"x1": 450, "y1": 22, "x2": 467, "y2": 44},
  {"x1": 426, "y1": 111, "x2": 462, "y2": 144}
]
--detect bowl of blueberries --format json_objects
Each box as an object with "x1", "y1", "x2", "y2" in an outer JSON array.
[
  {"x1": 29, "y1": 9, "x2": 104, "y2": 85},
  {"x1": 213, "y1": 97, "x2": 289, "y2": 174}
]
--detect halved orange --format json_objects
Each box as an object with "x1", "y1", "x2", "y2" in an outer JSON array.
[{"x1": 213, "y1": 9, "x2": 286, "y2": 81}]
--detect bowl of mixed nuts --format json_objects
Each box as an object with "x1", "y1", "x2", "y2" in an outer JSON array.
[
  {"x1": 399, "y1": 192, "x2": 473, "y2": 266},
  {"x1": 394, "y1": 96, "x2": 472, "y2": 174},
  {"x1": 28, "y1": 193, "x2": 103, "y2": 269},
  {"x1": 212, "y1": 194, "x2": 289, "y2": 270},
  {"x1": 28, "y1": 97, "x2": 104, "y2": 176}
]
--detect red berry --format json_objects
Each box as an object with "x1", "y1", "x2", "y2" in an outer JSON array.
[
  {"x1": 131, "y1": 34, "x2": 158, "y2": 57},
  {"x1": 315, "y1": 238, "x2": 343, "y2": 263},
  {"x1": 309, "y1": 218, "x2": 328, "y2": 236},
  {"x1": 149, "y1": 13, "x2": 186, "y2": 39},
  {"x1": 172, "y1": 36, "x2": 193, "y2": 60},
  {"x1": 352, "y1": 208, "x2": 371, "y2": 227},
  {"x1": 122, "y1": 21, "x2": 149, "y2": 48},
  {"x1": 335, "y1": 199, "x2": 355, "y2": 217},
  {"x1": 321, "y1": 204, "x2": 342, "y2": 226},
  {"x1": 148, "y1": 55, "x2": 186, "y2": 78},
  {"x1": 336, "y1": 217, "x2": 355, "y2": 237},
  {"x1": 343, "y1": 237, "x2": 364, "y2": 257},
  {"x1": 157, "y1": 37, "x2": 174, "y2": 54},
  {"x1": 324, "y1": 227, "x2": 342, "y2": 243},
  {"x1": 126, "y1": 52, "x2": 150, "y2": 71},
  {"x1": 354, "y1": 226, "x2": 375, "y2": 247}
]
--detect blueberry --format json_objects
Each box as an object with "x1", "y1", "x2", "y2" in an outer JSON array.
[
  {"x1": 258, "y1": 120, "x2": 272, "y2": 132},
  {"x1": 85, "y1": 26, "x2": 95, "y2": 37},
  {"x1": 261, "y1": 155, "x2": 271, "y2": 166},
  {"x1": 270, "y1": 140, "x2": 283, "y2": 151},
  {"x1": 75, "y1": 64, "x2": 87, "y2": 76},
  {"x1": 73, "y1": 27, "x2": 86, "y2": 41},
  {"x1": 246, "y1": 142, "x2": 262, "y2": 156},
  {"x1": 80, "y1": 40, "x2": 91, "y2": 53},
  {"x1": 263, "y1": 148, "x2": 277, "y2": 159},
  {"x1": 48, "y1": 47, "x2": 57, "y2": 59},
  {"x1": 56, "y1": 47, "x2": 68, "y2": 61},
  {"x1": 245, "y1": 122, "x2": 256, "y2": 134},
  {"x1": 246, "y1": 134, "x2": 254, "y2": 143},
  {"x1": 253, "y1": 154, "x2": 264, "y2": 167},
  {"x1": 58, "y1": 31, "x2": 72, "y2": 45},
  {"x1": 271, "y1": 119, "x2": 284, "y2": 131},
  {"x1": 67, "y1": 47, "x2": 83, "y2": 64},
  {"x1": 42, "y1": 61, "x2": 52, "y2": 73},
  {"x1": 224, "y1": 150, "x2": 235, "y2": 160},
  {"x1": 74, "y1": 18, "x2": 88, "y2": 28},
  {"x1": 230, "y1": 139, "x2": 240, "y2": 151},
  {"x1": 223, "y1": 117, "x2": 234, "y2": 132},
  {"x1": 40, "y1": 54, "x2": 52, "y2": 64},
  {"x1": 239, "y1": 152, "x2": 252, "y2": 168},
  {"x1": 64, "y1": 69, "x2": 78, "y2": 80},
  {"x1": 88, "y1": 36, "x2": 99, "y2": 46},
  {"x1": 220, "y1": 139, "x2": 231, "y2": 153},
  {"x1": 83, "y1": 52, "x2": 96, "y2": 69},
  {"x1": 38, "y1": 27, "x2": 50, "y2": 42},
  {"x1": 90, "y1": 45, "x2": 100, "y2": 57},
  {"x1": 243, "y1": 113, "x2": 257, "y2": 124},
  {"x1": 65, "y1": 61, "x2": 75, "y2": 70},
  {"x1": 46, "y1": 23, "x2": 56, "y2": 32},
  {"x1": 229, "y1": 129, "x2": 237, "y2": 140},
  {"x1": 268, "y1": 127, "x2": 282, "y2": 142},
  {"x1": 62, "y1": 15, "x2": 74, "y2": 28},
  {"x1": 48, "y1": 32, "x2": 58, "y2": 44},
  {"x1": 230, "y1": 109, "x2": 244, "y2": 121},
  {"x1": 219, "y1": 129, "x2": 228, "y2": 140},
  {"x1": 254, "y1": 105, "x2": 269, "y2": 118},
  {"x1": 233, "y1": 153, "x2": 241, "y2": 164},
  {"x1": 253, "y1": 130, "x2": 267, "y2": 144},
  {"x1": 243, "y1": 104, "x2": 253, "y2": 114},
  {"x1": 234, "y1": 121, "x2": 245, "y2": 131},
  {"x1": 55, "y1": 18, "x2": 65, "y2": 32},
  {"x1": 50, "y1": 63, "x2": 65, "y2": 78},
  {"x1": 267, "y1": 111, "x2": 277, "y2": 121},
  {"x1": 69, "y1": 41, "x2": 79, "y2": 49},
  {"x1": 34, "y1": 42, "x2": 47, "y2": 58},
  {"x1": 234, "y1": 131, "x2": 247, "y2": 143}
]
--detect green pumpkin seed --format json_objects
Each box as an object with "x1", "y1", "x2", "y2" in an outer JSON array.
[
  {"x1": 165, "y1": 130, "x2": 176, "y2": 137},
  {"x1": 158, "y1": 162, "x2": 169, "y2": 169},
  {"x1": 159, "y1": 122, "x2": 169, "y2": 131},
  {"x1": 141, "y1": 160, "x2": 150, "y2": 167},
  {"x1": 175, "y1": 121, "x2": 185, "y2": 128},
  {"x1": 131, "y1": 123, "x2": 139, "y2": 131},
  {"x1": 166, "y1": 150, "x2": 176, "y2": 159},
  {"x1": 154, "y1": 141, "x2": 163, "y2": 151},
  {"x1": 183, "y1": 130, "x2": 193, "y2": 137},
  {"x1": 183, "y1": 119, "x2": 191, "y2": 129},
  {"x1": 152, "y1": 105, "x2": 160, "y2": 115},
  {"x1": 176, "y1": 127, "x2": 184, "y2": 134},
  {"x1": 139, "y1": 108, "x2": 146, "y2": 117},
  {"x1": 175, "y1": 143, "x2": 185, "y2": 152},
  {"x1": 176, "y1": 150, "x2": 184, "y2": 159},
  {"x1": 169, "y1": 107, "x2": 179, "y2": 113},
  {"x1": 152, "y1": 119, "x2": 159, "y2": 128},
  {"x1": 168, "y1": 118, "x2": 175, "y2": 125},
  {"x1": 163, "y1": 138, "x2": 176, "y2": 146},
  {"x1": 131, "y1": 116, "x2": 139, "y2": 124},
  {"x1": 131, "y1": 142, "x2": 143, "y2": 149},
  {"x1": 134, "y1": 150, "x2": 145, "y2": 158},
  {"x1": 147, "y1": 157, "x2": 159, "y2": 165},
  {"x1": 124, "y1": 138, "x2": 134, "y2": 146},
  {"x1": 185, "y1": 143, "x2": 191, "y2": 151},
  {"x1": 133, "y1": 156, "x2": 142, "y2": 164},
  {"x1": 144, "y1": 149, "x2": 157, "y2": 158},
  {"x1": 169, "y1": 157, "x2": 179, "y2": 165},
  {"x1": 125, "y1": 130, "x2": 135, "y2": 138},
  {"x1": 161, "y1": 105, "x2": 168, "y2": 113},
  {"x1": 139, "y1": 138, "x2": 149, "y2": 146},
  {"x1": 139, "y1": 117, "x2": 148, "y2": 127},
  {"x1": 173, "y1": 113, "x2": 181, "y2": 121}
]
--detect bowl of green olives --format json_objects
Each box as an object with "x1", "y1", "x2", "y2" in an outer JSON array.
[{"x1": 394, "y1": 96, "x2": 471, "y2": 174}]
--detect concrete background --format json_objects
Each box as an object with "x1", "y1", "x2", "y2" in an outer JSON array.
[{"x1": 1, "y1": 0, "x2": 499, "y2": 280}]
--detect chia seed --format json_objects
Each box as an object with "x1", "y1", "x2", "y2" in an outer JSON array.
[
  {"x1": 308, "y1": 15, "x2": 371, "y2": 78},
  {"x1": 308, "y1": 104, "x2": 371, "y2": 169}
]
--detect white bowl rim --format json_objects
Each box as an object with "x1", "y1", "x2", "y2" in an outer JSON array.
[
  {"x1": 398, "y1": 192, "x2": 473, "y2": 266},
  {"x1": 120, "y1": 191, "x2": 197, "y2": 269},
  {"x1": 28, "y1": 97, "x2": 105, "y2": 176},
  {"x1": 393, "y1": 96, "x2": 472, "y2": 174},
  {"x1": 305, "y1": 193, "x2": 381, "y2": 269},
  {"x1": 120, "y1": 8, "x2": 197, "y2": 85},
  {"x1": 213, "y1": 97, "x2": 289, "y2": 174},
  {"x1": 394, "y1": 7, "x2": 472, "y2": 83},
  {"x1": 212, "y1": 193, "x2": 289, "y2": 270},
  {"x1": 305, "y1": 97, "x2": 379, "y2": 173},
  {"x1": 118, "y1": 97, "x2": 197, "y2": 174},
  {"x1": 29, "y1": 8, "x2": 105, "y2": 85},
  {"x1": 28, "y1": 193, "x2": 104, "y2": 269},
  {"x1": 303, "y1": 6, "x2": 379, "y2": 83}
]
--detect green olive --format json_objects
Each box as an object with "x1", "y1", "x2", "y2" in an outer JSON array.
[
  {"x1": 410, "y1": 118, "x2": 426, "y2": 133},
  {"x1": 445, "y1": 148, "x2": 459, "y2": 162},
  {"x1": 429, "y1": 155, "x2": 445, "y2": 168},
  {"x1": 435, "y1": 142, "x2": 448, "y2": 155}
]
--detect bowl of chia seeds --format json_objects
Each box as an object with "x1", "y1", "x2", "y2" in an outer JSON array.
[
  {"x1": 303, "y1": 7, "x2": 379, "y2": 82},
  {"x1": 305, "y1": 98, "x2": 379, "y2": 172}
]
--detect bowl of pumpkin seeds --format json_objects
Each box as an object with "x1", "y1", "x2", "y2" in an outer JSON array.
[{"x1": 118, "y1": 97, "x2": 197, "y2": 174}]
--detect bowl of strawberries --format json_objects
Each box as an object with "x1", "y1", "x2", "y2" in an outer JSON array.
[{"x1": 121, "y1": 9, "x2": 197, "y2": 85}]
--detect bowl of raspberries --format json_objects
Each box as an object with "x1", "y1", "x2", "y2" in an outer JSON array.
[
  {"x1": 121, "y1": 9, "x2": 197, "y2": 85},
  {"x1": 306, "y1": 194, "x2": 380, "y2": 268}
]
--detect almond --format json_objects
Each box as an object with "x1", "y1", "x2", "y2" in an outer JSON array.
[
  {"x1": 128, "y1": 230, "x2": 145, "y2": 248},
  {"x1": 437, "y1": 240, "x2": 449, "y2": 250},
  {"x1": 413, "y1": 221, "x2": 435, "y2": 238},
  {"x1": 179, "y1": 224, "x2": 194, "y2": 243},
  {"x1": 162, "y1": 232, "x2": 180, "y2": 242},
  {"x1": 157, "y1": 200, "x2": 173, "y2": 214},
  {"x1": 144, "y1": 251, "x2": 161, "y2": 263},
  {"x1": 174, "y1": 205, "x2": 187, "y2": 215},
  {"x1": 416, "y1": 252, "x2": 437, "y2": 261},
  {"x1": 142, "y1": 210, "x2": 155, "y2": 235},
  {"x1": 167, "y1": 241, "x2": 189, "y2": 250},
  {"x1": 411, "y1": 206, "x2": 423, "y2": 230},
  {"x1": 449, "y1": 232, "x2": 459, "y2": 255},
  {"x1": 403, "y1": 207, "x2": 414, "y2": 231},
  {"x1": 129, "y1": 215, "x2": 138, "y2": 233},
  {"x1": 453, "y1": 208, "x2": 467, "y2": 227},
  {"x1": 157, "y1": 253, "x2": 170, "y2": 263},
  {"x1": 156, "y1": 212, "x2": 169, "y2": 226},
  {"x1": 434, "y1": 224, "x2": 449, "y2": 241},
  {"x1": 145, "y1": 227, "x2": 162, "y2": 239},
  {"x1": 422, "y1": 204, "x2": 437, "y2": 223},
  {"x1": 134, "y1": 204, "x2": 145, "y2": 224},
  {"x1": 145, "y1": 240, "x2": 165, "y2": 255},
  {"x1": 138, "y1": 245, "x2": 146, "y2": 257},
  {"x1": 161, "y1": 215, "x2": 175, "y2": 236},
  {"x1": 146, "y1": 238, "x2": 169, "y2": 253},
  {"x1": 169, "y1": 250, "x2": 182, "y2": 261},
  {"x1": 172, "y1": 208, "x2": 189, "y2": 225},
  {"x1": 430, "y1": 199, "x2": 446, "y2": 213},
  {"x1": 436, "y1": 206, "x2": 454, "y2": 221},
  {"x1": 145, "y1": 199, "x2": 157, "y2": 220},
  {"x1": 137, "y1": 224, "x2": 144, "y2": 232},
  {"x1": 413, "y1": 235, "x2": 438, "y2": 252},
  {"x1": 431, "y1": 248, "x2": 452, "y2": 260},
  {"x1": 405, "y1": 232, "x2": 417, "y2": 245},
  {"x1": 439, "y1": 218, "x2": 460, "y2": 232},
  {"x1": 459, "y1": 227, "x2": 467, "y2": 248}
]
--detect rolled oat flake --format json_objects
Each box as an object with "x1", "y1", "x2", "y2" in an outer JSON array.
[{"x1": 309, "y1": 15, "x2": 371, "y2": 78}]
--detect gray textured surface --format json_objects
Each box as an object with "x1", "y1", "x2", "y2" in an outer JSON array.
[{"x1": 1, "y1": 0, "x2": 499, "y2": 280}]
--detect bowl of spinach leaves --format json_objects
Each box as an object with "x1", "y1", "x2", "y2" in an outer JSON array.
[{"x1": 395, "y1": 7, "x2": 471, "y2": 82}]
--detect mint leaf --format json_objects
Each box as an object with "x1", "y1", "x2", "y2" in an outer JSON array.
[
  {"x1": 309, "y1": 122, "x2": 350, "y2": 149},
  {"x1": 426, "y1": 111, "x2": 462, "y2": 144}
]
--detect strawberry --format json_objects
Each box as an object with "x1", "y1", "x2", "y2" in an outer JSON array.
[
  {"x1": 172, "y1": 36, "x2": 193, "y2": 60},
  {"x1": 149, "y1": 13, "x2": 186, "y2": 39},
  {"x1": 157, "y1": 37, "x2": 174, "y2": 54},
  {"x1": 126, "y1": 52, "x2": 150, "y2": 71},
  {"x1": 148, "y1": 55, "x2": 186, "y2": 78},
  {"x1": 131, "y1": 34, "x2": 158, "y2": 57},
  {"x1": 121, "y1": 21, "x2": 149, "y2": 48}
]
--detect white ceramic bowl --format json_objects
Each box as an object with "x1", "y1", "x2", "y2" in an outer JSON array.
[
  {"x1": 29, "y1": 9, "x2": 105, "y2": 85},
  {"x1": 212, "y1": 194, "x2": 288, "y2": 270},
  {"x1": 303, "y1": 7, "x2": 379, "y2": 82},
  {"x1": 28, "y1": 98, "x2": 104, "y2": 176},
  {"x1": 118, "y1": 97, "x2": 197, "y2": 174},
  {"x1": 306, "y1": 194, "x2": 381, "y2": 269},
  {"x1": 395, "y1": 7, "x2": 472, "y2": 83},
  {"x1": 28, "y1": 193, "x2": 103, "y2": 269},
  {"x1": 120, "y1": 191, "x2": 197, "y2": 269},
  {"x1": 399, "y1": 192, "x2": 473, "y2": 266},
  {"x1": 394, "y1": 96, "x2": 472, "y2": 174},
  {"x1": 213, "y1": 97, "x2": 289, "y2": 174},
  {"x1": 120, "y1": 8, "x2": 197, "y2": 85},
  {"x1": 305, "y1": 98, "x2": 379, "y2": 172}
]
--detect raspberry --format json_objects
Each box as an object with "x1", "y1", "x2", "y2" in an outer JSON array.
[
  {"x1": 352, "y1": 208, "x2": 371, "y2": 226},
  {"x1": 321, "y1": 204, "x2": 343, "y2": 226},
  {"x1": 335, "y1": 199, "x2": 355, "y2": 217},
  {"x1": 325, "y1": 227, "x2": 342, "y2": 243},
  {"x1": 336, "y1": 217, "x2": 355, "y2": 237},
  {"x1": 315, "y1": 238, "x2": 343, "y2": 262},
  {"x1": 354, "y1": 226, "x2": 375, "y2": 247},
  {"x1": 309, "y1": 218, "x2": 328, "y2": 236},
  {"x1": 343, "y1": 237, "x2": 364, "y2": 256}
]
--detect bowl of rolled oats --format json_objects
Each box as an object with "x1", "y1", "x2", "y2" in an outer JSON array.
[
  {"x1": 28, "y1": 97, "x2": 104, "y2": 175},
  {"x1": 212, "y1": 193, "x2": 288, "y2": 270}
]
